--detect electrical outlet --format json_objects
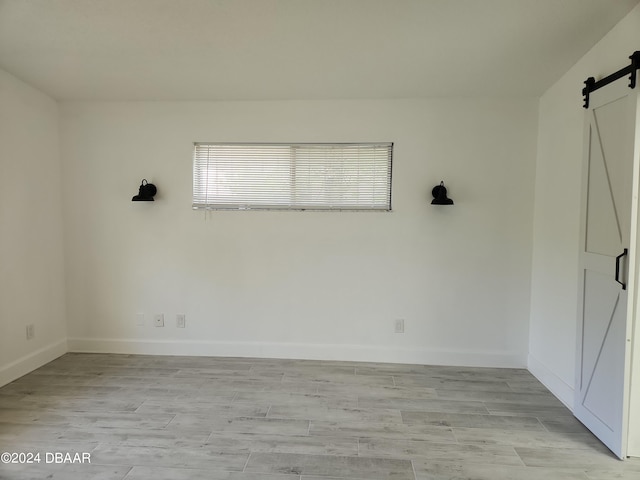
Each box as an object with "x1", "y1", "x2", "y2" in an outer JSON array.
[
  {"x1": 26, "y1": 324, "x2": 35, "y2": 340},
  {"x1": 154, "y1": 314, "x2": 164, "y2": 327},
  {"x1": 394, "y1": 319, "x2": 405, "y2": 333},
  {"x1": 176, "y1": 314, "x2": 186, "y2": 328},
  {"x1": 136, "y1": 313, "x2": 145, "y2": 326}
]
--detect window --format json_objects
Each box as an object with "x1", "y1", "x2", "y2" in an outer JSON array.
[{"x1": 193, "y1": 143, "x2": 393, "y2": 211}]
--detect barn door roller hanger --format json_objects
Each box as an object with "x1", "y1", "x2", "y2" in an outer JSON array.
[{"x1": 582, "y1": 51, "x2": 640, "y2": 109}]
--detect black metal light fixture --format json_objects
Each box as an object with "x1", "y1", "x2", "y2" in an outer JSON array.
[
  {"x1": 431, "y1": 181, "x2": 453, "y2": 205},
  {"x1": 132, "y1": 179, "x2": 157, "y2": 201}
]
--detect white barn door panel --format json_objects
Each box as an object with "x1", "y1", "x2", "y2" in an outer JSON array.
[{"x1": 576, "y1": 75, "x2": 639, "y2": 459}]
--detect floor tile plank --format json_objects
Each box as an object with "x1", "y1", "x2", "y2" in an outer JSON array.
[
  {"x1": 245, "y1": 452, "x2": 414, "y2": 479},
  {"x1": 123, "y1": 468, "x2": 298, "y2": 480}
]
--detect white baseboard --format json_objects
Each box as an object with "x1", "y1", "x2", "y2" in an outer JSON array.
[
  {"x1": 67, "y1": 337, "x2": 527, "y2": 368},
  {"x1": 0, "y1": 339, "x2": 68, "y2": 388},
  {"x1": 527, "y1": 354, "x2": 575, "y2": 410}
]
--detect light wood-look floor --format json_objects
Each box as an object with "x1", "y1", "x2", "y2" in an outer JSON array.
[{"x1": 1, "y1": 353, "x2": 639, "y2": 479}]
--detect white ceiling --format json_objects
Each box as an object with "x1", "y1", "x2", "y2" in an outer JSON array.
[{"x1": 0, "y1": 0, "x2": 638, "y2": 101}]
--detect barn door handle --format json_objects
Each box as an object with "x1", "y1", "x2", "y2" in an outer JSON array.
[{"x1": 615, "y1": 248, "x2": 628, "y2": 290}]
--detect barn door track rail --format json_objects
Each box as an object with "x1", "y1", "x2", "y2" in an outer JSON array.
[{"x1": 583, "y1": 51, "x2": 640, "y2": 109}]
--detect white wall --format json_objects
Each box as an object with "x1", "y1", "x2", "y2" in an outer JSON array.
[
  {"x1": 0, "y1": 69, "x2": 67, "y2": 387},
  {"x1": 60, "y1": 98, "x2": 537, "y2": 367},
  {"x1": 529, "y1": 5, "x2": 640, "y2": 408}
]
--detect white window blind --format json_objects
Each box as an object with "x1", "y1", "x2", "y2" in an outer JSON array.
[{"x1": 193, "y1": 143, "x2": 393, "y2": 211}]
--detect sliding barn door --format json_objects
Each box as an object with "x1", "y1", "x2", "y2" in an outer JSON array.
[{"x1": 575, "y1": 76, "x2": 640, "y2": 459}]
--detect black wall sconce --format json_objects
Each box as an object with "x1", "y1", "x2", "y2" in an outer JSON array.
[
  {"x1": 132, "y1": 179, "x2": 157, "y2": 201},
  {"x1": 431, "y1": 181, "x2": 453, "y2": 205}
]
